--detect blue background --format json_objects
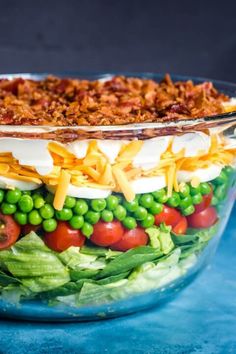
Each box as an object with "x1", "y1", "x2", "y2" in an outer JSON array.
[{"x1": 0, "y1": 204, "x2": 235, "y2": 354}]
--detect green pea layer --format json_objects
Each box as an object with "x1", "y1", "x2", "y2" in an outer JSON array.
[{"x1": 0, "y1": 166, "x2": 234, "y2": 237}]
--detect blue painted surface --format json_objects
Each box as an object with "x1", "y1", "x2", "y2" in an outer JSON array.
[{"x1": 0, "y1": 205, "x2": 235, "y2": 354}]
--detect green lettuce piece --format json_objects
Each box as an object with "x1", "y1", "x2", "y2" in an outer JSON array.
[
  {"x1": 95, "y1": 246, "x2": 163, "y2": 280},
  {"x1": 70, "y1": 269, "x2": 99, "y2": 281},
  {"x1": 1, "y1": 284, "x2": 32, "y2": 304},
  {"x1": 59, "y1": 246, "x2": 106, "y2": 270},
  {"x1": 56, "y1": 249, "x2": 184, "y2": 307},
  {"x1": 146, "y1": 224, "x2": 174, "y2": 254},
  {"x1": 80, "y1": 245, "x2": 122, "y2": 259},
  {"x1": 0, "y1": 232, "x2": 70, "y2": 293},
  {"x1": 0, "y1": 270, "x2": 20, "y2": 286}
]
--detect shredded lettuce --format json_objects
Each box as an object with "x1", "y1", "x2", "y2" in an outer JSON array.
[
  {"x1": 0, "y1": 221, "x2": 218, "y2": 307},
  {"x1": 59, "y1": 246, "x2": 106, "y2": 270},
  {"x1": 146, "y1": 223, "x2": 174, "y2": 254},
  {"x1": 0, "y1": 232, "x2": 70, "y2": 292}
]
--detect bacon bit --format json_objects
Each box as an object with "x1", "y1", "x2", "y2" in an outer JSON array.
[{"x1": 0, "y1": 75, "x2": 229, "y2": 126}]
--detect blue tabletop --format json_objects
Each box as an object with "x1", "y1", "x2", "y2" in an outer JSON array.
[{"x1": 0, "y1": 206, "x2": 235, "y2": 354}]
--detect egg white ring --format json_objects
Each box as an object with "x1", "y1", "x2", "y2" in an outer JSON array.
[
  {"x1": 0, "y1": 176, "x2": 42, "y2": 190},
  {"x1": 46, "y1": 184, "x2": 112, "y2": 199},
  {"x1": 130, "y1": 176, "x2": 166, "y2": 194},
  {"x1": 177, "y1": 164, "x2": 222, "y2": 183}
]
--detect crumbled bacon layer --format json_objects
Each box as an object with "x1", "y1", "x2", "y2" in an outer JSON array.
[{"x1": 0, "y1": 74, "x2": 228, "y2": 126}]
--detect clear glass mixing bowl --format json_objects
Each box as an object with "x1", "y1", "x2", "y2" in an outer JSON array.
[{"x1": 0, "y1": 73, "x2": 235, "y2": 321}]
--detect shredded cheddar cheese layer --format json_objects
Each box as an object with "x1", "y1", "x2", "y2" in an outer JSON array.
[{"x1": 0, "y1": 134, "x2": 235, "y2": 210}]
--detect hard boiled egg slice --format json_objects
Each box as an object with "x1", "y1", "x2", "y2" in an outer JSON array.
[
  {"x1": 0, "y1": 176, "x2": 42, "y2": 190},
  {"x1": 133, "y1": 136, "x2": 171, "y2": 170},
  {"x1": 177, "y1": 164, "x2": 222, "y2": 183},
  {"x1": 0, "y1": 138, "x2": 54, "y2": 176},
  {"x1": 47, "y1": 184, "x2": 112, "y2": 199},
  {"x1": 130, "y1": 176, "x2": 166, "y2": 194},
  {"x1": 172, "y1": 132, "x2": 210, "y2": 157},
  {"x1": 67, "y1": 140, "x2": 89, "y2": 159}
]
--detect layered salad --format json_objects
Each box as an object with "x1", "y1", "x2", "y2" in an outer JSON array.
[{"x1": 0, "y1": 75, "x2": 235, "y2": 307}]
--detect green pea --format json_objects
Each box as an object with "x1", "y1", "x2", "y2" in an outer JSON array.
[
  {"x1": 55, "y1": 208, "x2": 73, "y2": 221},
  {"x1": 1, "y1": 203, "x2": 17, "y2": 215},
  {"x1": 141, "y1": 214, "x2": 155, "y2": 228},
  {"x1": 42, "y1": 218, "x2": 57, "y2": 232},
  {"x1": 18, "y1": 195, "x2": 34, "y2": 213},
  {"x1": 211, "y1": 195, "x2": 219, "y2": 206},
  {"x1": 28, "y1": 210, "x2": 42, "y2": 225},
  {"x1": 123, "y1": 198, "x2": 139, "y2": 212},
  {"x1": 101, "y1": 210, "x2": 114, "y2": 222},
  {"x1": 192, "y1": 193, "x2": 203, "y2": 205},
  {"x1": 106, "y1": 195, "x2": 119, "y2": 211},
  {"x1": 45, "y1": 193, "x2": 54, "y2": 204},
  {"x1": 213, "y1": 171, "x2": 228, "y2": 186},
  {"x1": 5, "y1": 188, "x2": 22, "y2": 204},
  {"x1": 40, "y1": 204, "x2": 54, "y2": 219},
  {"x1": 215, "y1": 184, "x2": 228, "y2": 201},
  {"x1": 224, "y1": 166, "x2": 234, "y2": 176},
  {"x1": 152, "y1": 189, "x2": 168, "y2": 203},
  {"x1": 22, "y1": 191, "x2": 31, "y2": 196},
  {"x1": 122, "y1": 216, "x2": 137, "y2": 230},
  {"x1": 81, "y1": 222, "x2": 93, "y2": 238},
  {"x1": 64, "y1": 196, "x2": 76, "y2": 209},
  {"x1": 91, "y1": 199, "x2": 106, "y2": 212},
  {"x1": 179, "y1": 195, "x2": 193, "y2": 209},
  {"x1": 134, "y1": 206, "x2": 148, "y2": 220},
  {"x1": 167, "y1": 192, "x2": 181, "y2": 208},
  {"x1": 73, "y1": 200, "x2": 89, "y2": 216},
  {"x1": 139, "y1": 194, "x2": 154, "y2": 208},
  {"x1": 115, "y1": 194, "x2": 123, "y2": 204},
  {"x1": 182, "y1": 205, "x2": 195, "y2": 216},
  {"x1": 69, "y1": 215, "x2": 84, "y2": 229},
  {"x1": 113, "y1": 205, "x2": 127, "y2": 221},
  {"x1": 149, "y1": 202, "x2": 163, "y2": 215},
  {"x1": 152, "y1": 189, "x2": 166, "y2": 201},
  {"x1": 34, "y1": 196, "x2": 45, "y2": 209},
  {"x1": 84, "y1": 211, "x2": 100, "y2": 224},
  {"x1": 14, "y1": 212, "x2": 27, "y2": 225},
  {"x1": 190, "y1": 185, "x2": 201, "y2": 196},
  {"x1": 179, "y1": 183, "x2": 190, "y2": 198},
  {"x1": 0, "y1": 189, "x2": 4, "y2": 203},
  {"x1": 200, "y1": 182, "x2": 211, "y2": 195},
  {"x1": 32, "y1": 193, "x2": 43, "y2": 201}
]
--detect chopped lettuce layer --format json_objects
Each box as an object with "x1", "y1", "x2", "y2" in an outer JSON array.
[{"x1": 0, "y1": 223, "x2": 218, "y2": 307}]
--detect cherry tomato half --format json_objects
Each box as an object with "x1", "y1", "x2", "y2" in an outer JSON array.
[
  {"x1": 44, "y1": 221, "x2": 85, "y2": 252},
  {"x1": 194, "y1": 190, "x2": 213, "y2": 213},
  {"x1": 154, "y1": 205, "x2": 182, "y2": 227},
  {"x1": 172, "y1": 216, "x2": 188, "y2": 235},
  {"x1": 187, "y1": 206, "x2": 218, "y2": 229},
  {"x1": 0, "y1": 213, "x2": 21, "y2": 249},
  {"x1": 90, "y1": 220, "x2": 124, "y2": 247},
  {"x1": 111, "y1": 227, "x2": 148, "y2": 251}
]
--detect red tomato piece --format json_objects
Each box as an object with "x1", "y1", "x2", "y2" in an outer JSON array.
[
  {"x1": 154, "y1": 205, "x2": 182, "y2": 227},
  {"x1": 0, "y1": 213, "x2": 21, "y2": 249},
  {"x1": 194, "y1": 190, "x2": 213, "y2": 213},
  {"x1": 187, "y1": 206, "x2": 218, "y2": 229},
  {"x1": 44, "y1": 221, "x2": 85, "y2": 252},
  {"x1": 111, "y1": 227, "x2": 148, "y2": 251},
  {"x1": 21, "y1": 224, "x2": 41, "y2": 235},
  {"x1": 90, "y1": 220, "x2": 124, "y2": 247},
  {"x1": 172, "y1": 216, "x2": 188, "y2": 235}
]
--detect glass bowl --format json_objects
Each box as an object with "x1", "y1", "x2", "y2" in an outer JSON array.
[{"x1": 0, "y1": 73, "x2": 235, "y2": 321}]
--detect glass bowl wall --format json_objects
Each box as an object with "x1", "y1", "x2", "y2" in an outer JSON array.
[{"x1": 0, "y1": 73, "x2": 235, "y2": 321}]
